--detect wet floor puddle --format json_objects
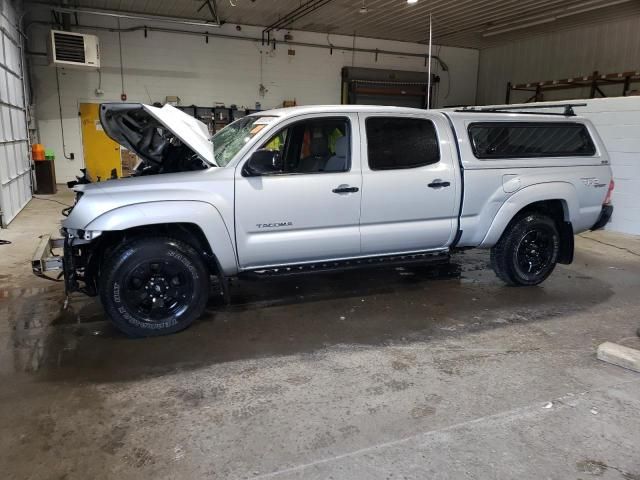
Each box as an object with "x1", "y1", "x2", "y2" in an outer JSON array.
[{"x1": 0, "y1": 252, "x2": 612, "y2": 378}]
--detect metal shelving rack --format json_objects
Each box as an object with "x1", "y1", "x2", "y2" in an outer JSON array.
[
  {"x1": 176, "y1": 105, "x2": 258, "y2": 134},
  {"x1": 505, "y1": 70, "x2": 640, "y2": 103}
]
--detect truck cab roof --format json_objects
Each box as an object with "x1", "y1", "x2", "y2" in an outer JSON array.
[{"x1": 251, "y1": 104, "x2": 591, "y2": 124}]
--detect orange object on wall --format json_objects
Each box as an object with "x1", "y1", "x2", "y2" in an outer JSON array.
[{"x1": 32, "y1": 143, "x2": 45, "y2": 161}]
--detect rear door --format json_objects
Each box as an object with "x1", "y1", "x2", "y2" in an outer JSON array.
[
  {"x1": 359, "y1": 113, "x2": 459, "y2": 255},
  {"x1": 234, "y1": 113, "x2": 362, "y2": 269}
]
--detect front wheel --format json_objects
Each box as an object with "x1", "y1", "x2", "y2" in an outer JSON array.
[
  {"x1": 490, "y1": 213, "x2": 560, "y2": 286},
  {"x1": 100, "y1": 237, "x2": 210, "y2": 337}
]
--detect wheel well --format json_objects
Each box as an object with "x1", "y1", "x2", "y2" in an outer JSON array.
[
  {"x1": 510, "y1": 199, "x2": 574, "y2": 265},
  {"x1": 518, "y1": 199, "x2": 568, "y2": 223},
  {"x1": 96, "y1": 223, "x2": 220, "y2": 274}
]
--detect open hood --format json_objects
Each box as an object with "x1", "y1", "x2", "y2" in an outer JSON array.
[{"x1": 100, "y1": 102, "x2": 216, "y2": 167}]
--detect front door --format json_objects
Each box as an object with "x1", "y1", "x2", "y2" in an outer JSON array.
[
  {"x1": 235, "y1": 113, "x2": 362, "y2": 269},
  {"x1": 359, "y1": 113, "x2": 459, "y2": 255}
]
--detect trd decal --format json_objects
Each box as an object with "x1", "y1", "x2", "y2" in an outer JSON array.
[{"x1": 581, "y1": 177, "x2": 606, "y2": 188}]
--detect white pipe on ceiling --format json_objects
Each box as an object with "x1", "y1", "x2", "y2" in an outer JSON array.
[{"x1": 26, "y1": 2, "x2": 223, "y2": 28}]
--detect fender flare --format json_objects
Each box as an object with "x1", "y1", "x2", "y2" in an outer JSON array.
[
  {"x1": 479, "y1": 182, "x2": 578, "y2": 248},
  {"x1": 85, "y1": 200, "x2": 238, "y2": 275}
]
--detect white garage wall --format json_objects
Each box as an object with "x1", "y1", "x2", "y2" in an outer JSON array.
[
  {"x1": 27, "y1": 12, "x2": 479, "y2": 183},
  {"x1": 477, "y1": 14, "x2": 640, "y2": 105},
  {"x1": 0, "y1": 0, "x2": 31, "y2": 227},
  {"x1": 582, "y1": 98, "x2": 640, "y2": 236}
]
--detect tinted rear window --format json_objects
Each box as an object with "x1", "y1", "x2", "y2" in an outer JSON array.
[
  {"x1": 366, "y1": 117, "x2": 440, "y2": 170},
  {"x1": 468, "y1": 122, "x2": 596, "y2": 159}
]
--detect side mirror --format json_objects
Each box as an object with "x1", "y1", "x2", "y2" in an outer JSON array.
[{"x1": 242, "y1": 149, "x2": 283, "y2": 176}]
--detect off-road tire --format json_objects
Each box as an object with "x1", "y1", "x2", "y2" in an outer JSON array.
[
  {"x1": 100, "y1": 236, "x2": 209, "y2": 337},
  {"x1": 490, "y1": 213, "x2": 560, "y2": 286}
]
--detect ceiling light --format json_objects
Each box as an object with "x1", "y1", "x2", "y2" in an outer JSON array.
[
  {"x1": 407, "y1": 0, "x2": 419, "y2": 4},
  {"x1": 359, "y1": 0, "x2": 369, "y2": 14}
]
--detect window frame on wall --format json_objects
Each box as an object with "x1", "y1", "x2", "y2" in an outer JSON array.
[
  {"x1": 0, "y1": 0, "x2": 32, "y2": 227},
  {"x1": 365, "y1": 116, "x2": 441, "y2": 171},
  {"x1": 467, "y1": 121, "x2": 597, "y2": 160}
]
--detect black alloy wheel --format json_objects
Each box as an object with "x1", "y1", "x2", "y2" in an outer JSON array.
[
  {"x1": 121, "y1": 259, "x2": 194, "y2": 323},
  {"x1": 100, "y1": 237, "x2": 210, "y2": 337},
  {"x1": 491, "y1": 213, "x2": 560, "y2": 286},
  {"x1": 515, "y1": 228, "x2": 555, "y2": 277}
]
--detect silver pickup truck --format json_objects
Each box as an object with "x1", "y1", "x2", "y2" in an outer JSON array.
[{"x1": 33, "y1": 103, "x2": 614, "y2": 337}]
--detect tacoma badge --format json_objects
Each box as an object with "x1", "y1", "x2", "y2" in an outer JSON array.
[{"x1": 256, "y1": 222, "x2": 293, "y2": 229}]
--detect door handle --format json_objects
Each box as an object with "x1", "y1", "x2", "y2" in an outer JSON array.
[
  {"x1": 332, "y1": 185, "x2": 359, "y2": 194},
  {"x1": 428, "y1": 180, "x2": 451, "y2": 189}
]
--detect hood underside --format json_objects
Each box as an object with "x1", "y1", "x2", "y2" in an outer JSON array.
[{"x1": 100, "y1": 103, "x2": 216, "y2": 167}]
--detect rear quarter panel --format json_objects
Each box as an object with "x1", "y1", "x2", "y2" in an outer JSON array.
[{"x1": 447, "y1": 114, "x2": 613, "y2": 247}]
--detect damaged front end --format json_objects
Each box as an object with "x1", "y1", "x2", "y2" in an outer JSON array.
[
  {"x1": 32, "y1": 228, "x2": 102, "y2": 297},
  {"x1": 31, "y1": 102, "x2": 221, "y2": 296},
  {"x1": 32, "y1": 185, "x2": 101, "y2": 296}
]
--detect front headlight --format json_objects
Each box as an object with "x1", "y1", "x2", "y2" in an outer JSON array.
[{"x1": 64, "y1": 227, "x2": 102, "y2": 242}]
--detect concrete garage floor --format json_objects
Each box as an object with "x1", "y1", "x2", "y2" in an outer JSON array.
[{"x1": 1, "y1": 191, "x2": 640, "y2": 480}]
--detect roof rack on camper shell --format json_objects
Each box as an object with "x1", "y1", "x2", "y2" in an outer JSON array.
[{"x1": 456, "y1": 103, "x2": 587, "y2": 117}]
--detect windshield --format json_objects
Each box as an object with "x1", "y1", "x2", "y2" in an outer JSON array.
[{"x1": 212, "y1": 116, "x2": 276, "y2": 166}]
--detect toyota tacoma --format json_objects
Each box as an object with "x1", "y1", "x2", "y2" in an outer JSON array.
[{"x1": 32, "y1": 103, "x2": 614, "y2": 337}]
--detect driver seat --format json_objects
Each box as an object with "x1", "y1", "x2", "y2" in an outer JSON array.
[
  {"x1": 324, "y1": 136, "x2": 348, "y2": 172},
  {"x1": 298, "y1": 131, "x2": 329, "y2": 172}
]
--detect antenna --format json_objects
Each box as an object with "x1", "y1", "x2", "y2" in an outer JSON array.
[{"x1": 426, "y1": 13, "x2": 432, "y2": 109}]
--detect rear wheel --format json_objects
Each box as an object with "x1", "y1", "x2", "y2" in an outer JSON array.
[
  {"x1": 100, "y1": 237, "x2": 210, "y2": 337},
  {"x1": 490, "y1": 213, "x2": 560, "y2": 286}
]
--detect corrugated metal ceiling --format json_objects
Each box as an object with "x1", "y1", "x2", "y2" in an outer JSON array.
[{"x1": 38, "y1": 0, "x2": 640, "y2": 48}]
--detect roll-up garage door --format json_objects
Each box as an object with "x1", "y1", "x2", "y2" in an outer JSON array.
[
  {"x1": 341, "y1": 67, "x2": 440, "y2": 109},
  {"x1": 0, "y1": 0, "x2": 31, "y2": 228}
]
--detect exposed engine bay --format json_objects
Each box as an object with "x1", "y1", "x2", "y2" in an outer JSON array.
[
  {"x1": 99, "y1": 103, "x2": 212, "y2": 177},
  {"x1": 112, "y1": 109, "x2": 207, "y2": 176}
]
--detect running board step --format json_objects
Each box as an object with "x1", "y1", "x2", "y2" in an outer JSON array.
[{"x1": 243, "y1": 251, "x2": 451, "y2": 278}]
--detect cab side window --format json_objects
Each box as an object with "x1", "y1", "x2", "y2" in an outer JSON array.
[
  {"x1": 261, "y1": 117, "x2": 350, "y2": 174},
  {"x1": 366, "y1": 117, "x2": 440, "y2": 170},
  {"x1": 263, "y1": 130, "x2": 288, "y2": 153}
]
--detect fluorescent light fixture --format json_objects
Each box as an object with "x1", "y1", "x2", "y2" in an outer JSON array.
[
  {"x1": 483, "y1": 0, "x2": 633, "y2": 37},
  {"x1": 483, "y1": 17, "x2": 557, "y2": 37},
  {"x1": 407, "y1": 0, "x2": 419, "y2": 4},
  {"x1": 556, "y1": 0, "x2": 633, "y2": 18}
]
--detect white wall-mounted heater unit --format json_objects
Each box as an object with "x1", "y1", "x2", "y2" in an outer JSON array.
[{"x1": 48, "y1": 30, "x2": 100, "y2": 70}]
